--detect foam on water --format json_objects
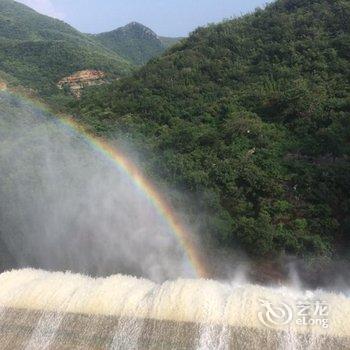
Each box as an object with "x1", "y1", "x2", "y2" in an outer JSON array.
[{"x1": 0, "y1": 268, "x2": 349, "y2": 339}]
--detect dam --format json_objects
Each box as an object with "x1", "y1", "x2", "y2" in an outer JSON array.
[
  {"x1": 0, "y1": 269, "x2": 349, "y2": 349},
  {"x1": 1, "y1": 93, "x2": 350, "y2": 349}
]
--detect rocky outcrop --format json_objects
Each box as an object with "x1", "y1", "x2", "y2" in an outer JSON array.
[
  {"x1": 0, "y1": 81, "x2": 7, "y2": 90},
  {"x1": 57, "y1": 70, "x2": 107, "y2": 98}
]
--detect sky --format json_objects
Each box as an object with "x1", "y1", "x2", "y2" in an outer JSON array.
[{"x1": 17, "y1": 0, "x2": 271, "y2": 37}]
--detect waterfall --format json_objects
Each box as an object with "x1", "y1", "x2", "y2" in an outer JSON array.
[
  {"x1": 0, "y1": 90, "x2": 349, "y2": 350},
  {"x1": 0, "y1": 269, "x2": 349, "y2": 349},
  {"x1": 25, "y1": 311, "x2": 63, "y2": 350}
]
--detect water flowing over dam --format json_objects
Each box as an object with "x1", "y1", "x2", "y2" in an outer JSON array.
[
  {"x1": 1, "y1": 93, "x2": 350, "y2": 349},
  {"x1": 0, "y1": 269, "x2": 349, "y2": 349}
]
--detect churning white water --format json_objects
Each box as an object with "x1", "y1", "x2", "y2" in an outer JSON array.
[{"x1": 0, "y1": 269, "x2": 349, "y2": 349}]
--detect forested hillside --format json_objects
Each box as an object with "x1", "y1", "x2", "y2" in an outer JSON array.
[
  {"x1": 92, "y1": 22, "x2": 182, "y2": 66},
  {"x1": 0, "y1": 1, "x2": 183, "y2": 99},
  {"x1": 0, "y1": 0, "x2": 132, "y2": 95},
  {"x1": 77, "y1": 0, "x2": 350, "y2": 261}
]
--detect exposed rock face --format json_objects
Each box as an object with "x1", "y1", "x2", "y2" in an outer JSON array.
[{"x1": 57, "y1": 70, "x2": 107, "y2": 98}]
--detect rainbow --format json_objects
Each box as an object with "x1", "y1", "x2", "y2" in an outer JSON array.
[{"x1": 0, "y1": 88, "x2": 210, "y2": 279}]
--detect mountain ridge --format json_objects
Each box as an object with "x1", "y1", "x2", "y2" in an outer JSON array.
[
  {"x1": 92, "y1": 22, "x2": 182, "y2": 66},
  {"x1": 0, "y1": 0, "x2": 182, "y2": 96},
  {"x1": 0, "y1": 0, "x2": 132, "y2": 96}
]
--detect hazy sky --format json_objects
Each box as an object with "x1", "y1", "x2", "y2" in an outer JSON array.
[{"x1": 17, "y1": 0, "x2": 271, "y2": 37}]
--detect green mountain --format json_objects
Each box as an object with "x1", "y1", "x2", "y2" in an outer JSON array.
[
  {"x1": 92, "y1": 22, "x2": 182, "y2": 66},
  {"x1": 77, "y1": 0, "x2": 350, "y2": 262},
  {"x1": 0, "y1": 0, "x2": 132, "y2": 95}
]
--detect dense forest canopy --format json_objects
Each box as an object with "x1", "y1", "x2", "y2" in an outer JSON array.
[{"x1": 76, "y1": 0, "x2": 350, "y2": 261}]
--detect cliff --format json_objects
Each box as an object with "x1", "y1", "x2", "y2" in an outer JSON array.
[
  {"x1": 57, "y1": 70, "x2": 107, "y2": 98},
  {"x1": 0, "y1": 81, "x2": 7, "y2": 91}
]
